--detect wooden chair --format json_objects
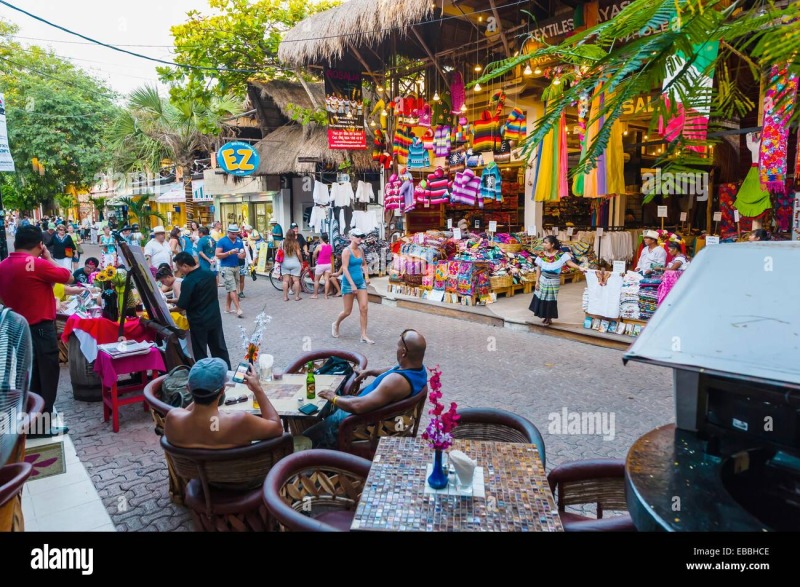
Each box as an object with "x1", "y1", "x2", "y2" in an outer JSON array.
[
  {"x1": 161, "y1": 433, "x2": 294, "y2": 532},
  {"x1": 262, "y1": 449, "x2": 371, "y2": 532},
  {"x1": 547, "y1": 458, "x2": 636, "y2": 531},
  {"x1": 283, "y1": 349, "x2": 368, "y2": 397},
  {"x1": 0, "y1": 463, "x2": 33, "y2": 531},
  {"x1": 451, "y1": 407, "x2": 546, "y2": 467},
  {"x1": 337, "y1": 388, "x2": 428, "y2": 460},
  {"x1": 143, "y1": 375, "x2": 186, "y2": 504}
]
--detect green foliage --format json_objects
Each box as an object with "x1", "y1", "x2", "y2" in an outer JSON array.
[
  {"x1": 477, "y1": 0, "x2": 800, "y2": 175},
  {"x1": 285, "y1": 103, "x2": 328, "y2": 126},
  {"x1": 0, "y1": 20, "x2": 117, "y2": 212},
  {"x1": 118, "y1": 195, "x2": 167, "y2": 230},
  {"x1": 157, "y1": 0, "x2": 340, "y2": 105}
]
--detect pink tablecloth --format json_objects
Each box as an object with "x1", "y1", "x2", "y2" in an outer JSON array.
[{"x1": 93, "y1": 348, "x2": 166, "y2": 388}]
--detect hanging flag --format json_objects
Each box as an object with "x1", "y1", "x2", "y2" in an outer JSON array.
[
  {"x1": 0, "y1": 94, "x2": 15, "y2": 172},
  {"x1": 324, "y1": 68, "x2": 366, "y2": 150}
]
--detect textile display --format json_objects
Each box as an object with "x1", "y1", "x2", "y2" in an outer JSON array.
[
  {"x1": 392, "y1": 125, "x2": 414, "y2": 163},
  {"x1": 407, "y1": 137, "x2": 430, "y2": 168},
  {"x1": 573, "y1": 87, "x2": 625, "y2": 198},
  {"x1": 479, "y1": 162, "x2": 503, "y2": 203},
  {"x1": 384, "y1": 173, "x2": 403, "y2": 210},
  {"x1": 504, "y1": 107, "x2": 527, "y2": 142},
  {"x1": 434, "y1": 262, "x2": 448, "y2": 290},
  {"x1": 472, "y1": 110, "x2": 502, "y2": 152},
  {"x1": 451, "y1": 168, "x2": 482, "y2": 207},
  {"x1": 533, "y1": 105, "x2": 568, "y2": 202},
  {"x1": 331, "y1": 182, "x2": 354, "y2": 207},
  {"x1": 718, "y1": 183, "x2": 755, "y2": 236},
  {"x1": 659, "y1": 42, "x2": 720, "y2": 152},
  {"x1": 774, "y1": 190, "x2": 793, "y2": 232},
  {"x1": 657, "y1": 270, "x2": 682, "y2": 305},
  {"x1": 355, "y1": 180, "x2": 374, "y2": 203},
  {"x1": 313, "y1": 179, "x2": 330, "y2": 204},
  {"x1": 425, "y1": 167, "x2": 450, "y2": 205},
  {"x1": 759, "y1": 65, "x2": 798, "y2": 193},
  {"x1": 585, "y1": 271, "x2": 623, "y2": 319},
  {"x1": 793, "y1": 191, "x2": 800, "y2": 241},
  {"x1": 434, "y1": 125, "x2": 452, "y2": 158},
  {"x1": 620, "y1": 272, "x2": 642, "y2": 320},
  {"x1": 734, "y1": 132, "x2": 773, "y2": 218},
  {"x1": 637, "y1": 276, "x2": 662, "y2": 320},
  {"x1": 446, "y1": 261, "x2": 460, "y2": 292},
  {"x1": 450, "y1": 71, "x2": 465, "y2": 114}
]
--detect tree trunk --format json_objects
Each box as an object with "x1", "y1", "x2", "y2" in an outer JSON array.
[{"x1": 183, "y1": 168, "x2": 194, "y2": 229}]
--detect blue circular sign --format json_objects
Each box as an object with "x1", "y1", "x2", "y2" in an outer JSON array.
[{"x1": 216, "y1": 141, "x2": 260, "y2": 177}]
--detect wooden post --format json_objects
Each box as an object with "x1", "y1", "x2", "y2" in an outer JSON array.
[{"x1": 706, "y1": 168, "x2": 715, "y2": 235}]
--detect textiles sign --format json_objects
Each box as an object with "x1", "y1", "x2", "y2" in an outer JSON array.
[
  {"x1": 0, "y1": 93, "x2": 15, "y2": 172},
  {"x1": 216, "y1": 141, "x2": 259, "y2": 177},
  {"x1": 324, "y1": 68, "x2": 366, "y2": 150}
]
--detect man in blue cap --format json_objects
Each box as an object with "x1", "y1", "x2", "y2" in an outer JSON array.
[{"x1": 163, "y1": 358, "x2": 283, "y2": 449}]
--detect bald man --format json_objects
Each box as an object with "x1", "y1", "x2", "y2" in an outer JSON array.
[{"x1": 308, "y1": 329, "x2": 428, "y2": 448}]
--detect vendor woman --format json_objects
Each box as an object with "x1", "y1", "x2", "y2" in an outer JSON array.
[
  {"x1": 635, "y1": 230, "x2": 667, "y2": 275},
  {"x1": 529, "y1": 236, "x2": 586, "y2": 326}
]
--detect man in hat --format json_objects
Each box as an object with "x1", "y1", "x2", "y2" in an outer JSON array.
[
  {"x1": 144, "y1": 226, "x2": 172, "y2": 268},
  {"x1": 163, "y1": 357, "x2": 283, "y2": 449},
  {"x1": 268, "y1": 219, "x2": 283, "y2": 263},
  {"x1": 119, "y1": 225, "x2": 134, "y2": 246},
  {"x1": 215, "y1": 224, "x2": 245, "y2": 317},
  {"x1": 636, "y1": 230, "x2": 667, "y2": 275}
]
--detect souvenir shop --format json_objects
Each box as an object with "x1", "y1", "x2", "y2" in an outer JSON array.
[{"x1": 279, "y1": 0, "x2": 798, "y2": 311}]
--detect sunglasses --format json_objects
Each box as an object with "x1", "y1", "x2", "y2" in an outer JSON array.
[
  {"x1": 400, "y1": 329, "x2": 416, "y2": 354},
  {"x1": 224, "y1": 394, "x2": 248, "y2": 405}
]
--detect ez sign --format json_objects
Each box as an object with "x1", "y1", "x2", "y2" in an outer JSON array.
[{"x1": 216, "y1": 141, "x2": 260, "y2": 177}]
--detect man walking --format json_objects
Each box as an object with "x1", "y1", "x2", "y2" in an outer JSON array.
[
  {"x1": 0, "y1": 226, "x2": 73, "y2": 436},
  {"x1": 196, "y1": 226, "x2": 218, "y2": 286},
  {"x1": 173, "y1": 252, "x2": 230, "y2": 367},
  {"x1": 215, "y1": 224, "x2": 245, "y2": 317}
]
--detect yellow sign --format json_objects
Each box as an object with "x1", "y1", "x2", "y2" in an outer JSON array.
[{"x1": 622, "y1": 95, "x2": 656, "y2": 117}]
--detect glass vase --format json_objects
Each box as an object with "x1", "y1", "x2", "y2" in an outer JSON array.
[{"x1": 427, "y1": 449, "x2": 449, "y2": 490}]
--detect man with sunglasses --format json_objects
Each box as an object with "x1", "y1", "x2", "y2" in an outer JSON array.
[
  {"x1": 164, "y1": 358, "x2": 283, "y2": 449},
  {"x1": 307, "y1": 330, "x2": 428, "y2": 449}
]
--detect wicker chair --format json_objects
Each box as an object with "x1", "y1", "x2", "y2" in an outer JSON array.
[
  {"x1": 337, "y1": 388, "x2": 428, "y2": 460},
  {"x1": 451, "y1": 407, "x2": 546, "y2": 467},
  {"x1": 0, "y1": 463, "x2": 33, "y2": 531},
  {"x1": 160, "y1": 433, "x2": 294, "y2": 532},
  {"x1": 143, "y1": 375, "x2": 187, "y2": 504},
  {"x1": 547, "y1": 458, "x2": 636, "y2": 531},
  {"x1": 283, "y1": 349, "x2": 368, "y2": 397},
  {"x1": 263, "y1": 449, "x2": 371, "y2": 532}
]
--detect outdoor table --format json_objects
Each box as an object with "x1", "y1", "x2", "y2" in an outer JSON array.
[
  {"x1": 351, "y1": 437, "x2": 563, "y2": 532},
  {"x1": 221, "y1": 373, "x2": 346, "y2": 435},
  {"x1": 62, "y1": 314, "x2": 154, "y2": 362},
  {"x1": 94, "y1": 347, "x2": 166, "y2": 433}
]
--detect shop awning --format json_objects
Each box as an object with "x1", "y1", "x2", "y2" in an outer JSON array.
[{"x1": 623, "y1": 242, "x2": 800, "y2": 387}]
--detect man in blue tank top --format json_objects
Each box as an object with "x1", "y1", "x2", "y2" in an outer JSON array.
[{"x1": 306, "y1": 330, "x2": 428, "y2": 448}]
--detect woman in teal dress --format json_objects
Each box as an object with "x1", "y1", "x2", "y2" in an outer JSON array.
[{"x1": 332, "y1": 229, "x2": 373, "y2": 343}]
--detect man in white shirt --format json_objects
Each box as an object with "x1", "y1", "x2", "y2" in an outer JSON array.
[
  {"x1": 144, "y1": 225, "x2": 172, "y2": 268},
  {"x1": 635, "y1": 230, "x2": 667, "y2": 275}
]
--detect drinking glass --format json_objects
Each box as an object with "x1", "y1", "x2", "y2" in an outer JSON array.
[
  {"x1": 260, "y1": 354, "x2": 274, "y2": 381},
  {"x1": 455, "y1": 467, "x2": 475, "y2": 495}
]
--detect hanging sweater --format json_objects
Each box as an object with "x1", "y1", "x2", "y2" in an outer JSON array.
[
  {"x1": 434, "y1": 125, "x2": 452, "y2": 158},
  {"x1": 400, "y1": 178, "x2": 415, "y2": 213},
  {"x1": 407, "y1": 137, "x2": 430, "y2": 168},
  {"x1": 392, "y1": 125, "x2": 414, "y2": 164},
  {"x1": 425, "y1": 167, "x2": 450, "y2": 205},
  {"x1": 451, "y1": 168, "x2": 482, "y2": 207},
  {"x1": 504, "y1": 107, "x2": 527, "y2": 142},
  {"x1": 479, "y1": 162, "x2": 503, "y2": 202},
  {"x1": 383, "y1": 173, "x2": 403, "y2": 210},
  {"x1": 472, "y1": 110, "x2": 501, "y2": 152}
]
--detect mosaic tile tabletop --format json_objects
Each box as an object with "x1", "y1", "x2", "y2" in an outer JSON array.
[{"x1": 351, "y1": 437, "x2": 563, "y2": 532}]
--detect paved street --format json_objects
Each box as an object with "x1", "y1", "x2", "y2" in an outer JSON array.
[{"x1": 54, "y1": 241, "x2": 674, "y2": 531}]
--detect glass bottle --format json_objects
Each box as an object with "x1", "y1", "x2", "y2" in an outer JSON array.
[{"x1": 306, "y1": 361, "x2": 316, "y2": 400}]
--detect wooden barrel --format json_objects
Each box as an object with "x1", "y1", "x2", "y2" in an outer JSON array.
[{"x1": 68, "y1": 334, "x2": 103, "y2": 402}]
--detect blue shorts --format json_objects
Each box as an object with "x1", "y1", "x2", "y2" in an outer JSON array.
[{"x1": 341, "y1": 277, "x2": 367, "y2": 295}]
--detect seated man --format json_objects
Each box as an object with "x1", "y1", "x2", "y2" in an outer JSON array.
[
  {"x1": 307, "y1": 329, "x2": 428, "y2": 449},
  {"x1": 73, "y1": 257, "x2": 99, "y2": 284},
  {"x1": 164, "y1": 358, "x2": 283, "y2": 449},
  {"x1": 156, "y1": 264, "x2": 182, "y2": 300}
]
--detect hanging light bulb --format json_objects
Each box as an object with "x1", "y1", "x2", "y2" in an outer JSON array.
[
  {"x1": 523, "y1": 63, "x2": 533, "y2": 76},
  {"x1": 370, "y1": 120, "x2": 376, "y2": 127},
  {"x1": 644, "y1": 134, "x2": 648, "y2": 140},
  {"x1": 474, "y1": 63, "x2": 482, "y2": 72},
  {"x1": 623, "y1": 129, "x2": 628, "y2": 136},
  {"x1": 433, "y1": 91, "x2": 440, "y2": 102},
  {"x1": 478, "y1": 15, "x2": 483, "y2": 22},
  {"x1": 381, "y1": 108, "x2": 388, "y2": 116},
  {"x1": 474, "y1": 82, "x2": 482, "y2": 91},
  {"x1": 534, "y1": 66, "x2": 542, "y2": 75},
  {"x1": 376, "y1": 85, "x2": 383, "y2": 93},
  {"x1": 460, "y1": 103, "x2": 467, "y2": 113},
  {"x1": 552, "y1": 77, "x2": 561, "y2": 86}
]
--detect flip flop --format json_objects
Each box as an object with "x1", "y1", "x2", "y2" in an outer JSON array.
[
  {"x1": 237, "y1": 310, "x2": 244, "y2": 318},
  {"x1": 331, "y1": 323, "x2": 339, "y2": 338},
  {"x1": 361, "y1": 337, "x2": 375, "y2": 344}
]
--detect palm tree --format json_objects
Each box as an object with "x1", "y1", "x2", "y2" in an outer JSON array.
[
  {"x1": 88, "y1": 196, "x2": 107, "y2": 221},
  {"x1": 476, "y1": 0, "x2": 799, "y2": 183},
  {"x1": 118, "y1": 195, "x2": 167, "y2": 231},
  {"x1": 107, "y1": 86, "x2": 241, "y2": 227}
]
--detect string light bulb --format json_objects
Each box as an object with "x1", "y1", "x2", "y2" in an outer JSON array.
[
  {"x1": 370, "y1": 120, "x2": 376, "y2": 127},
  {"x1": 474, "y1": 82, "x2": 482, "y2": 91},
  {"x1": 623, "y1": 129, "x2": 628, "y2": 136},
  {"x1": 474, "y1": 63, "x2": 482, "y2": 72},
  {"x1": 433, "y1": 91, "x2": 440, "y2": 102},
  {"x1": 534, "y1": 66, "x2": 542, "y2": 75},
  {"x1": 523, "y1": 63, "x2": 533, "y2": 76},
  {"x1": 376, "y1": 86, "x2": 383, "y2": 93},
  {"x1": 381, "y1": 109, "x2": 388, "y2": 116},
  {"x1": 552, "y1": 77, "x2": 561, "y2": 86},
  {"x1": 460, "y1": 103, "x2": 467, "y2": 113}
]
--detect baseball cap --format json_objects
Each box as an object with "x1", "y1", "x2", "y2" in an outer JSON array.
[
  {"x1": 350, "y1": 228, "x2": 366, "y2": 238},
  {"x1": 153, "y1": 226, "x2": 166, "y2": 233},
  {"x1": 227, "y1": 224, "x2": 240, "y2": 233},
  {"x1": 289, "y1": 222, "x2": 299, "y2": 229},
  {"x1": 188, "y1": 358, "x2": 229, "y2": 398}
]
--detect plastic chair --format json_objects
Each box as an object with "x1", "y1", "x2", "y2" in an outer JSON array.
[
  {"x1": 161, "y1": 433, "x2": 294, "y2": 532},
  {"x1": 0, "y1": 463, "x2": 33, "y2": 531},
  {"x1": 337, "y1": 388, "x2": 428, "y2": 460},
  {"x1": 451, "y1": 407, "x2": 546, "y2": 467},
  {"x1": 262, "y1": 449, "x2": 371, "y2": 532},
  {"x1": 283, "y1": 349, "x2": 368, "y2": 397},
  {"x1": 547, "y1": 458, "x2": 636, "y2": 531}
]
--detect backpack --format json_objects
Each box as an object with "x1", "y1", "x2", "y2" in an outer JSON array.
[
  {"x1": 314, "y1": 356, "x2": 355, "y2": 378},
  {"x1": 161, "y1": 365, "x2": 192, "y2": 408}
]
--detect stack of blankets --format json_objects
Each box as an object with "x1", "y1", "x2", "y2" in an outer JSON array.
[
  {"x1": 620, "y1": 272, "x2": 642, "y2": 320},
  {"x1": 638, "y1": 275, "x2": 662, "y2": 320}
]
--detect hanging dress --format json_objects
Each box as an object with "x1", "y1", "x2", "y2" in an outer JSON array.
[
  {"x1": 575, "y1": 87, "x2": 626, "y2": 198},
  {"x1": 734, "y1": 132, "x2": 772, "y2": 218}
]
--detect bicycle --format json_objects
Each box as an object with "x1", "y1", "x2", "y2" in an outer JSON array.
[{"x1": 269, "y1": 261, "x2": 320, "y2": 294}]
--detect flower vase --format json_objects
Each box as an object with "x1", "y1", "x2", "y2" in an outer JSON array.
[{"x1": 427, "y1": 449, "x2": 449, "y2": 490}]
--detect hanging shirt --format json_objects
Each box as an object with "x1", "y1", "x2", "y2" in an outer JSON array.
[
  {"x1": 355, "y1": 181, "x2": 374, "y2": 203},
  {"x1": 313, "y1": 180, "x2": 330, "y2": 205}
]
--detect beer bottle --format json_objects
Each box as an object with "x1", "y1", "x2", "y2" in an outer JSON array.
[{"x1": 306, "y1": 361, "x2": 316, "y2": 400}]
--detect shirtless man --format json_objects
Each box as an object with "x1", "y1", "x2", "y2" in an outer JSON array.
[{"x1": 164, "y1": 358, "x2": 283, "y2": 449}]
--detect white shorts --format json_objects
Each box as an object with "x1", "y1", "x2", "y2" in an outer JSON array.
[{"x1": 314, "y1": 263, "x2": 332, "y2": 276}]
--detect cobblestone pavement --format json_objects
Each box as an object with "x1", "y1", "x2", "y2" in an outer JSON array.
[{"x1": 54, "y1": 241, "x2": 674, "y2": 531}]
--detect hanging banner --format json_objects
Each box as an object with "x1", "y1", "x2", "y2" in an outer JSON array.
[
  {"x1": 324, "y1": 68, "x2": 366, "y2": 150},
  {"x1": 0, "y1": 94, "x2": 15, "y2": 172}
]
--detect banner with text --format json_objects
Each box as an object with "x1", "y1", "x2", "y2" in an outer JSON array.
[
  {"x1": 0, "y1": 94, "x2": 16, "y2": 172},
  {"x1": 324, "y1": 68, "x2": 366, "y2": 150}
]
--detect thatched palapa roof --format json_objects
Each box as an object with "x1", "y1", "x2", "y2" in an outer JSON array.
[
  {"x1": 255, "y1": 125, "x2": 375, "y2": 175},
  {"x1": 247, "y1": 79, "x2": 325, "y2": 134},
  {"x1": 278, "y1": 0, "x2": 433, "y2": 67}
]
